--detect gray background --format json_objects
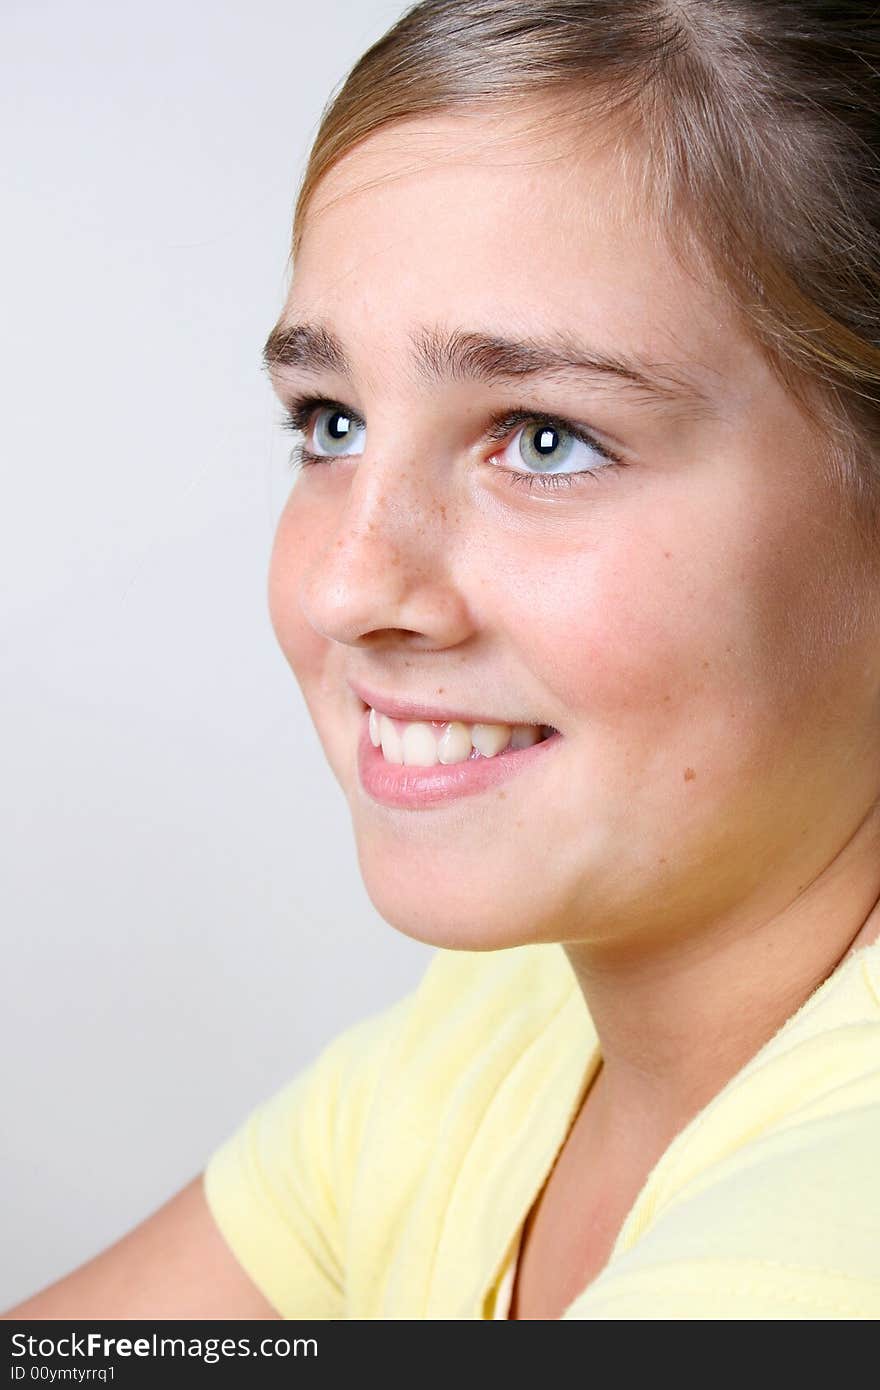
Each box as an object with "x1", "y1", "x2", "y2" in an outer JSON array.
[{"x1": 1, "y1": 0, "x2": 434, "y2": 1309}]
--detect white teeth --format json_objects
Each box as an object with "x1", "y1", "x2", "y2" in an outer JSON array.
[
  {"x1": 471, "y1": 723, "x2": 512, "y2": 757},
  {"x1": 437, "y1": 721, "x2": 473, "y2": 765},
  {"x1": 371, "y1": 709, "x2": 545, "y2": 767},
  {"x1": 401, "y1": 722, "x2": 439, "y2": 766},
  {"x1": 379, "y1": 717, "x2": 404, "y2": 764},
  {"x1": 369, "y1": 707, "x2": 381, "y2": 747}
]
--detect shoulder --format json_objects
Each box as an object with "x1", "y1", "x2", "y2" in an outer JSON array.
[
  {"x1": 326, "y1": 940, "x2": 580, "y2": 1145},
  {"x1": 202, "y1": 940, "x2": 581, "y2": 1318},
  {"x1": 571, "y1": 1095, "x2": 880, "y2": 1318},
  {"x1": 343, "y1": 941, "x2": 583, "y2": 1196},
  {"x1": 568, "y1": 944, "x2": 880, "y2": 1319},
  {"x1": 288, "y1": 939, "x2": 577, "y2": 1097},
  {"x1": 207, "y1": 940, "x2": 578, "y2": 1202},
  {"x1": 391, "y1": 940, "x2": 577, "y2": 1054},
  {"x1": 659, "y1": 942, "x2": 880, "y2": 1256}
]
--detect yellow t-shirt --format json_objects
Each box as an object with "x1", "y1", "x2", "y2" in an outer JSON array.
[{"x1": 203, "y1": 939, "x2": 880, "y2": 1319}]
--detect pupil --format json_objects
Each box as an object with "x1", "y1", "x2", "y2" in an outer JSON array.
[
  {"x1": 329, "y1": 413, "x2": 350, "y2": 439},
  {"x1": 534, "y1": 426, "x2": 558, "y2": 455}
]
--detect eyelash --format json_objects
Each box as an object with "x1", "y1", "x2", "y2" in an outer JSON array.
[{"x1": 279, "y1": 393, "x2": 626, "y2": 492}]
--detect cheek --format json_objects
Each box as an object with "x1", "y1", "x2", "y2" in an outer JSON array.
[
  {"x1": 496, "y1": 485, "x2": 799, "y2": 772},
  {"x1": 267, "y1": 491, "x2": 326, "y2": 683},
  {"x1": 502, "y1": 521, "x2": 733, "y2": 731}
]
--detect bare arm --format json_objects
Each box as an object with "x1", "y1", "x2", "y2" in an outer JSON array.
[{"x1": 1, "y1": 1175, "x2": 280, "y2": 1321}]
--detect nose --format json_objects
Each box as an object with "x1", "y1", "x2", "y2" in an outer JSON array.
[{"x1": 296, "y1": 451, "x2": 474, "y2": 650}]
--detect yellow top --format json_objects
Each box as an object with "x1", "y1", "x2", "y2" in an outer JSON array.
[{"x1": 203, "y1": 939, "x2": 880, "y2": 1319}]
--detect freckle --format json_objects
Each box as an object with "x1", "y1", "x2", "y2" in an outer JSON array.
[
  {"x1": 663, "y1": 694, "x2": 671, "y2": 702},
  {"x1": 701, "y1": 660, "x2": 709, "y2": 669},
  {"x1": 498, "y1": 791, "x2": 506, "y2": 800},
  {"x1": 684, "y1": 767, "x2": 696, "y2": 781},
  {"x1": 663, "y1": 550, "x2": 672, "y2": 558},
  {"x1": 659, "y1": 856, "x2": 667, "y2": 864}
]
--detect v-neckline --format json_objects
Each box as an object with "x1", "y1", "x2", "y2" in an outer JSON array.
[
  {"x1": 478, "y1": 938, "x2": 880, "y2": 1320},
  {"x1": 472, "y1": 973, "x2": 601, "y2": 1319}
]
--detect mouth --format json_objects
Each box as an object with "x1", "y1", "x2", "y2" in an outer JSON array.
[
  {"x1": 355, "y1": 700, "x2": 563, "y2": 810},
  {"x1": 362, "y1": 700, "x2": 559, "y2": 768}
]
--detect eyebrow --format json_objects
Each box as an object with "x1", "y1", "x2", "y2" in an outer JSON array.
[{"x1": 263, "y1": 319, "x2": 720, "y2": 417}]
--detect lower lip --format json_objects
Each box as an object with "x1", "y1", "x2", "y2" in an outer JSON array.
[{"x1": 356, "y1": 708, "x2": 563, "y2": 809}]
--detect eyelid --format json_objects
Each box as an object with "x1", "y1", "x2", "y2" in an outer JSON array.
[
  {"x1": 281, "y1": 393, "x2": 366, "y2": 434},
  {"x1": 280, "y1": 393, "x2": 622, "y2": 461},
  {"x1": 280, "y1": 393, "x2": 630, "y2": 501},
  {"x1": 482, "y1": 407, "x2": 622, "y2": 464}
]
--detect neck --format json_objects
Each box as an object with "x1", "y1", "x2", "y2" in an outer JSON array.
[{"x1": 563, "y1": 811, "x2": 880, "y2": 1152}]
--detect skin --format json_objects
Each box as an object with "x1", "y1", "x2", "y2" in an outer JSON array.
[{"x1": 265, "y1": 105, "x2": 880, "y2": 1317}]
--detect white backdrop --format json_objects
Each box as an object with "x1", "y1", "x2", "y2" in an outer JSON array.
[{"x1": 0, "y1": 0, "x2": 435, "y2": 1309}]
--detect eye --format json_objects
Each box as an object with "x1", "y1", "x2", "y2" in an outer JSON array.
[
  {"x1": 281, "y1": 396, "x2": 367, "y2": 463},
  {"x1": 487, "y1": 412, "x2": 622, "y2": 488},
  {"x1": 307, "y1": 404, "x2": 366, "y2": 458},
  {"x1": 280, "y1": 395, "x2": 624, "y2": 490}
]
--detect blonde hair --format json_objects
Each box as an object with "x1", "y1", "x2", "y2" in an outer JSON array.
[{"x1": 287, "y1": 1, "x2": 880, "y2": 548}]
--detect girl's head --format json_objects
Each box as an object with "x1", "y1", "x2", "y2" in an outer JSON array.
[{"x1": 266, "y1": 1, "x2": 880, "y2": 953}]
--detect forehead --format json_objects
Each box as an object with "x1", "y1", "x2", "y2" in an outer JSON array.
[{"x1": 290, "y1": 109, "x2": 756, "y2": 404}]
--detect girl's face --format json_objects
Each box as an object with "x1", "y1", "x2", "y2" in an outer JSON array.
[{"x1": 266, "y1": 109, "x2": 880, "y2": 952}]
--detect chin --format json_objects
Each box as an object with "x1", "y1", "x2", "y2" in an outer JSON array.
[{"x1": 353, "y1": 838, "x2": 557, "y2": 952}]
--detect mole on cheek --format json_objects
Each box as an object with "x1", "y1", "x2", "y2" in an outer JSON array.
[{"x1": 684, "y1": 767, "x2": 696, "y2": 781}]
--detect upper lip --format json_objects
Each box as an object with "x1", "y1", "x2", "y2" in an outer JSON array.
[{"x1": 349, "y1": 679, "x2": 546, "y2": 728}]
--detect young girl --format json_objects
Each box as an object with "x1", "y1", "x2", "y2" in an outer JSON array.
[{"x1": 7, "y1": 0, "x2": 880, "y2": 1320}]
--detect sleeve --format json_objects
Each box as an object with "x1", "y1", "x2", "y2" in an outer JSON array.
[{"x1": 202, "y1": 989, "x2": 415, "y2": 1320}]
